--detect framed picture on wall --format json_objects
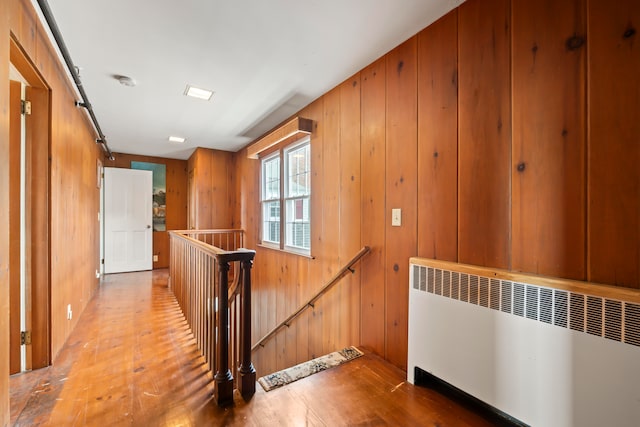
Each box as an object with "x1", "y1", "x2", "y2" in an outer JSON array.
[{"x1": 131, "y1": 161, "x2": 167, "y2": 231}]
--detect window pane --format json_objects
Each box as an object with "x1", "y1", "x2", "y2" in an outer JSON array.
[
  {"x1": 262, "y1": 201, "x2": 280, "y2": 243},
  {"x1": 262, "y1": 156, "x2": 280, "y2": 201},
  {"x1": 286, "y1": 143, "x2": 310, "y2": 198},
  {"x1": 285, "y1": 197, "x2": 310, "y2": 250}
]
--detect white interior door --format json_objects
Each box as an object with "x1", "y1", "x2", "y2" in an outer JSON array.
[{"x1": 104, "y1": 167, "x2": 153, "y2": 273}]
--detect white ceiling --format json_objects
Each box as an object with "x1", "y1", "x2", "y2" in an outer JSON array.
[{"x1": 43, "y1": 0, "x2": 464, "y2": 160}]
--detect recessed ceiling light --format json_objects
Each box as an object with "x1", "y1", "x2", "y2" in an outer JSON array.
[
  {"x1": 184, "y1": 85, "x2": 213, "y2": 101},
  {"x1": 169, "y1": 136, "x2": 186, "y2": 143}
]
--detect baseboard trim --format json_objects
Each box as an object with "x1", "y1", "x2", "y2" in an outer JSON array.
[{"x1": 414, "y1": 366, "x2": 529, "y2": 427}]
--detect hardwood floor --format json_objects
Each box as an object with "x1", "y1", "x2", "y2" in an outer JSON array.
[{"x1": 10, "y1": 270, "x2": 495, "y2": 426}]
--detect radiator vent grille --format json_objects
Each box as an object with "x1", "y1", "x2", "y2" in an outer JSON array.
[
  {"x1": 452, "y1": 272, "x2": 460, "y2": 300},
  {"x1": 443, "y1": 271, "x2": 451, "y2": 298},
  {"x1": 490, "y1": 279, "x2": 500, "y2": 311},
  {"x1": 626, "y1": 304, "x2": 640, "y2": 346},
  {"x1": 435, "y1": 269, "x2": 443, "y2": 296},
  {"x1": 604, "y1": 299, "x2": 622, "y2": 342},
  {"x1": 460, "y1": 274, "x2": 469, "y2": 303},
  {"x1": 479, "y1": 277, "x2": 489, "y2": 308},
  {"x1": 586, "y1": 296, "x2": 603, "y2": 337},
  {"x1": 554, "y1": 291, "x2": 568, "y2": 328},
  {"x1": 570, "y1": 293, "x2": 585, "y2": 332},
  {"x1": 470, "y1": 275, "x2": 479, "y2": 305},
  {"x1": 540, "y1": 288, "x2": 553, "y2": 324},
  {"x1": 526, "y1": 285, "x2": 538, "y2": 321},
  {"x1": 428, "y1": 268, "x2": 435, "y2": 294},
  {"x1": 514, "y1": 283, "x2": 525, "y2": 317},
  {"x1": 411, "y1": 264, "x2": 640, "y2": 348},
  {"x1": 501, "y1": 281, "x2": 512, "y2": 314}
]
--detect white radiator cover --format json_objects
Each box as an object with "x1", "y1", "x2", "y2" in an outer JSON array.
[{"x1": 407, "y1": 262, "x2": 640, "y2": 427}]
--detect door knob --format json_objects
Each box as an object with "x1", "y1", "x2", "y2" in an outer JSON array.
[{"x1": 147, "y1": 225, "x2": 151, "y2": 229}]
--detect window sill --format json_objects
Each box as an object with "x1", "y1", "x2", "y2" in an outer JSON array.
[{"x1": 257, "y1": 243, "x2": 315, "y2": 259}]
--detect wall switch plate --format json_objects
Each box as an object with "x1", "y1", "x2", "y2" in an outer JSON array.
[
  {"x1": 153, "y1": 255, "x2": 158, "y2": 262},
  {"x1": 392, "y1": 208, "x2": 402, "y2": 226}
]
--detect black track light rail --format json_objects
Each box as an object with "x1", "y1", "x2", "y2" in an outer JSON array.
[{"x1": 36, "y1": 0, "x2": 115, "y2": 161}]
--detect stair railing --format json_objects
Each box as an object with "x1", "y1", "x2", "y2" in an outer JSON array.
[
  {"x1": 252, "y1": 246, "x2": 371, "y2": 351},
  {"x1": 169, "y1": 229, "x2": 256, "y2": 405}
]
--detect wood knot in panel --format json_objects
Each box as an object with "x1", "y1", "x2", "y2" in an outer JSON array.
[
  {"x1": 565, "y1": 34, "x2": 585, "y2": 51},
  {"x1": 623, "y1": 27, "x2": 636, "y2": 39}
]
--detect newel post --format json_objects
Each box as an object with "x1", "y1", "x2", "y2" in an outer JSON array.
[
  {"x1": 214, "y1": 256, "x2": 233, "y2": 406},
  {"x1": 238, "y1": 257, "x2": 256, "y2": 399}
]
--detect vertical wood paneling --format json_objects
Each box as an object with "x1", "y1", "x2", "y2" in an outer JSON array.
[
  {"x1": 417, "y1": 10, "x2": 459, "y2": 262},
  {"x1": 4, "y1": 0, "x2": 638, "y2": 399},
  {"x1": 321, "y1": 87, "x2": 341, "y2": 355},
  {"x1": 105, "y1": 153, "x2": 188, "y2": 268},
  {"x1": 458, "y1": 0, "x2": 512, "y2": 270},
  {"x1": 385, "y1": 38, "x2": 417, "y2": 370},
  {"x1": 27, "y1": 86, "x2": 51, "y2": 369},
  {"x1": 0, "y1": 0, "x2": 9, "y2": 411},
  {"x1": 512, "y1": 0, "x2": 586, "y2": 280},
  {"x1": 588, "y1": 0, "x2": 640, "y2": 288},
  {"x1": 339, "y1": 74, "x2": 362, "y2": 347},
  {"x1": 360, "y1": 58, "x2": 386, "y2": 357},
  {"x1": 295, "y1": 256, "x2": 310, "y2": 365},
  {"x1": 283, "y1": 255, "x2": 298, "y2": 368},
  {"x1": 274, "y1": 252, "x2": 288, "y2": 371},
  {"x1": 186, "y1": 148, "x2": 234, "y2": 230},
  {"x1": 256, "y1": 251, "x2": 276, "y2": 374},
  {"x1": 305, "y1": 98, "x2": 325, "y2": 359},
  {"x1": 45, "y1": 43, "x2": 102, "y2": 363}
]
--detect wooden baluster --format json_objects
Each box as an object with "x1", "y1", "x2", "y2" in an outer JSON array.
[
  {"x1": 238, "y1": 258, "x2": 256, "y2": 399},
  {"x1": 214, "y1": 256, "x2": 233, "y2": 406}
]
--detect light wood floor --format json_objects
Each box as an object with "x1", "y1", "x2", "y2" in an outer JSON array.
[{"x1": 10, "y1": 270, "x2": 495, "y2": 426}]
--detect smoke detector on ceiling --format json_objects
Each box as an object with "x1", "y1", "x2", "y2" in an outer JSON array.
[{"x1": 114, "y1": 75, "x2": 136, "y2": 87}]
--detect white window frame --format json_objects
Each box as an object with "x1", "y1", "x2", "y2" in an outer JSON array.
[
  {"x1": 260, "y1": 152, "x2": 281, "y2": 247},
  {"x1": 260, "y1": 136, "x2": 311, "y2": 256}
]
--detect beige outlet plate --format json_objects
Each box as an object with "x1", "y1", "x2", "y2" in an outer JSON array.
[{"x1": 392, "y1": 208, "x2": 401, "y2": 226}]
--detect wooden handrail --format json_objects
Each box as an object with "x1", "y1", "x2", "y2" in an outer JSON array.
[
  {"x1": 252, "y1": 246, "x2": 371, "y2": 351},
  {"x1": 168, "y1": 229, "x2": 256, "y2": 405}
]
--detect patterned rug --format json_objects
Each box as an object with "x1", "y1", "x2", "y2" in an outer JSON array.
[{"x1": 258, "y1": 346, "x2": 364, "y2": 391}]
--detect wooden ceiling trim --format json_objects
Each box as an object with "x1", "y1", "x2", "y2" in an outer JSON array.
[{"x1": 247, "y1": 117, "x2": 313, "y2": 159}]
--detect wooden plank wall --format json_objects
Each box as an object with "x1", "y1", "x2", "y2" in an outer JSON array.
[
  {"x1": 231, "y1": 0, "x2": 640, "y2": 377},
  {"x1": 588, "y1": 0, "x2": 640, "y2": 287},
  {"x1": 0, "y1": 0, "x2": 10, "y2": 422},
  {"x1": 417, "y1": 10, "x2": 458, "y2": 262},
  {"x1": 512, "y1": 0, "x2": 586, "y2": 279},
  {"x1": 104, "y1": 153, "x2": 188, "y2": 268},
  {"x1": 0, "y1": 0, "x2": 104, "y2": 417},
  {"x1": 458, "y1": 0, "x2": 511, "y2": 270},
  {"x1": 187, "y1": 147, "x2": 235, "y2": 230},
  {"x1": 384, "y1": 39, "x2": 418, "y2": 368},
  {"x1": 1, "y1": 2, "x2": 639, "y2": 416},
  {"x1": 359, "y1": 58, "x2": 386, "y2": 358}
]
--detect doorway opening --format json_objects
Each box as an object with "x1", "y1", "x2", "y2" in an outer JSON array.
[{"x1": 8, "y1": 37, "x2": 52, "y2": 375}]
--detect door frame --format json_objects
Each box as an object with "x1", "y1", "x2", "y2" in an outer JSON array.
[
  {"x1": 9, "y1": 37, "x2": 51, "y2": 371},
  {"x1": 103, "y1": 167, "x2": 153, "y2": 274}
]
